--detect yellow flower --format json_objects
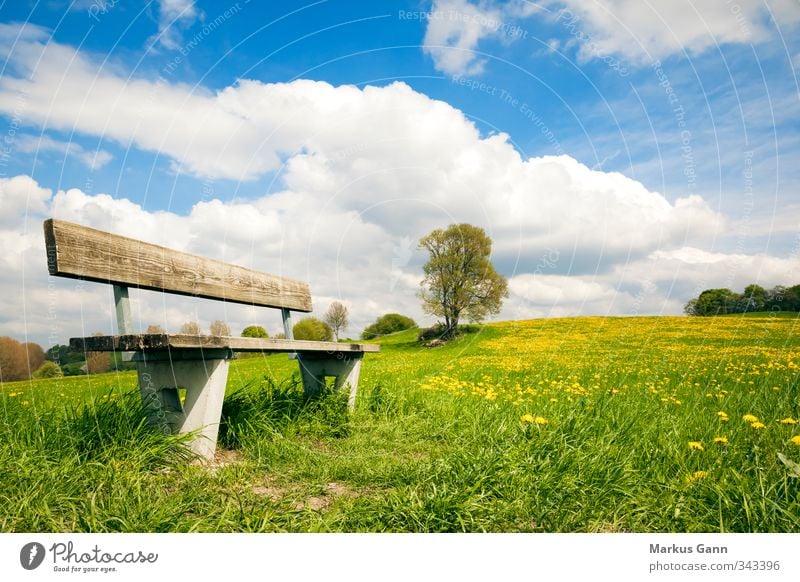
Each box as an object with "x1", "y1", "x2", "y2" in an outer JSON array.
[
  {"x1": 534, "y1": 416, "x2": 548, "y2": 426},
  {"x1": 686, "y1": 470, "x2": 708, "y2": 483},
  {"x1": 521, "y1": 413, "x2": 535, "y2": 423},
  {"x1": 688, "y1": 441, "x2": 704, "y2": 451},
  {"x1": 742, "y1": 414, "x2": 759, "y2": 423},
  {"x1": 778, "y1": 417, "x2": 797, "y2": 425},
  {"x1": 750, "y1": 422, "x2": 766, "y2": 430},
  {"x1": 7, "y1": 392, "x2": 18, "y2": 397},
  {"x1": 713, "y1": 437, "x2": 728, "y2": 445},
  {"x1": 717, "y1": 411, "x2": 729, "y2": 422},
  {"x1": 790, "y1": 435, "x2": 800, "y2": 446}
]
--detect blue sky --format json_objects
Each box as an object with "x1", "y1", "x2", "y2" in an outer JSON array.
[{"x1": 0, "y1": 0, "x2": 798, "y2": 346}]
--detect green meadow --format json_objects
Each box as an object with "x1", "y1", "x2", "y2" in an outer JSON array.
[{"x1": 1, "y1": 315, "x2": 799, "y2": 532}]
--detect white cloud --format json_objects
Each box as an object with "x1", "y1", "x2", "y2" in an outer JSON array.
[
  {"x1": 419, "y1": 0, "x2": 800, "y2": 73},
  {"x1": 16, "y1": 134, "x2": 113, "y2": 169},
  {"x1": 422, "y1": 0, "x2": 506, "y2": 75},
  {"x1": 0, "y1": 175, "x2": 51, "y2": 226},
  {"x1": 549, "y1": 0, "x2": 800, "y2": 63},
  {"x1": 151, "y1": 0, "x2": 200, "y2": 51}
]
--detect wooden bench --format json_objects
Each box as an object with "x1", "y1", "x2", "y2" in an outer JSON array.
[{"x1": 44, "y1": 218, "x2": 378, "y2": 460}]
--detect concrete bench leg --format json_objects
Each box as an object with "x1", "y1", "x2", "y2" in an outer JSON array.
[
  {"x1": 135, "y1": 350, "x2": 230, "y2": 460},
  {"x1": 297, "y1": 353, "x2": 363, "y2": 410}
]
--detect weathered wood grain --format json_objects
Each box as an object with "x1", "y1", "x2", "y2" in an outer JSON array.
[
  {"x1": 70, "y1": 334, "x2": 380, "y2": 353},
  {"x1": 44, "y1": 219, "x2": 312, "y2": 311}
]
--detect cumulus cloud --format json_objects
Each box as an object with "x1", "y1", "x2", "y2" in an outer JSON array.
[
  {"x1": 419, "y1": 0, "x2": 800, "y2": 73},
  {"x1": 549, "y1": 0, "x2": 800, "y2": 63}
]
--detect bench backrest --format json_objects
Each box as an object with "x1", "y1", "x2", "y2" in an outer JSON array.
[{"x1": 43, "y1": 219, "x2": 312, "y2": 312}]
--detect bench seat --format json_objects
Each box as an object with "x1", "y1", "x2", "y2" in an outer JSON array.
[{"x1": 70, "y1": 333, "x2": 380, "y2": 354}]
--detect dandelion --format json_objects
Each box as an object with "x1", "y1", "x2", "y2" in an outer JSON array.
[
  {"x1": 686, "y1": 470, "x2": 708, "y2": 483},
  {"x1": 717, "y1": 411, "x2": 729, "y2": 422},
  {"x1": 791, "y1": 436, "x2": 800, "y2": 446},
  {"x1": 742, "y1": 414, "x2": 759, "y2": 423},
  {"x1": 688, "y1": 441, "x2": 704, "y2": 451},
  {"x1": 713, "y1": 437, "x2": 728, "y2": 445},
  {"x1": 7, "y1": 392, "x2": 18, "y2": 397},
  {"x1": 521, "y1": 413, "x2": 535, "y2": 423},
  {"x1": 750, "y1": 422, "x2": 766, "y2": 430},
  {"x1": 778, "y1": 417, "x2": 797, "y2": 425},
  {"x1": 534, "y1": 416, "x2": 548, "y2": 426}
]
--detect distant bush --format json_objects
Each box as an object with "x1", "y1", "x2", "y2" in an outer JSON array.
[
  {"x1": 418, "y1": 322, "x2": 448, "y2": 342},
  {"x1": 32, "y1": 361, "x2": 63, "y2": 379},
  {"x1": 293, "y1": 317, "x2": 333, "y2": 341},
  {"x1": 362, "y1": 313, "x2": 417, "y2": 339},
  {"x1": 61, "y1": 362, "x2": 86, "y2": 376},
  {"x1": 241, "y1": 325, "x2": 269, "y2": 338},
  {"x1": 418, "y1": 323, "x2": 480, "y2": 342}
]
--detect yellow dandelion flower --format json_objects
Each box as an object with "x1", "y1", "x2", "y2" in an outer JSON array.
[
  {"x1": 521, "y1": 413, "x2": 535, "y2": 423},
  {"x1": 534, "y1": 416, "x2": 548, "y2": 426},
  {"x1": 22, "y1": 400, "x2": 29, "y2": 406},
  {"x1": 778, "y1": 417, "x2": 797, "y2": 425},
  {"x1": 686, "y1": 470, "x2": 708, "y2": 483},
  {"x1": 750, "y1": 422, "x2": 766, "y2": 430},
  {"x1": 713, "y1": 437, "x2": 728, "y2": 445},
  {"x1": 790, "y1": 435, "x2": 800, "y2": 446},
  {"x1": 742, "y1": 414, "x2": 759, "y2": 423},
  {"x1": 688, "y1": 441, "x2": 704, "y2": 451}
]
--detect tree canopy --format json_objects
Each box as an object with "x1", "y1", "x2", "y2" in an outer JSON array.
[{"x1": 419, "y1": 223, "x2": 508, "y2": 337}]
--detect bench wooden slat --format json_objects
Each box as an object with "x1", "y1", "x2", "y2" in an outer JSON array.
[
  {"x1": 70, "y1": 333, "x2": 380, "y2": 353},
  {"x1": 44, "y1": 219, "x2": 312, "y2": 312}
]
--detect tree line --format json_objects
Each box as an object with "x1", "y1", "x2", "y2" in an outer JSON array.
[{"x1": 684, "y1": 283, "x2": 800, "y2": 316}]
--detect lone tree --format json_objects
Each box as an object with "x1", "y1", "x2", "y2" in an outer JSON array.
[
  {"x1": 324, "y1": 301, "x2": 349, "y2": 341},
  {"x1": 419, "y1": 223, "x2": 508, "y2": 338},
  {"x1": 209, "y1": 320, "x2": 231, "y2": 337},
  {"x1": 180, "y1": 321, "x2": 202, "y2": 335}
]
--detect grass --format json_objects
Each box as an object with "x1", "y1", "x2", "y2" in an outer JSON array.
[{"x1": 1, "y1": 315, "x2": 799, "y2": 532}]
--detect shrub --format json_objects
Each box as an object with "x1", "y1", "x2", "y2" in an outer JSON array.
[
  {"x1": 32, "y1": 361, "x2": 63, "y2": 379},
  {"x1": 293, "y1": 317, "x2": 333, "y2": 341},
  {"x1": 418, "y1": 322, "x2": 448, "y2": 341},
  {"x1": 241, "y1": 325, "x2": 269, "y2": 338},
  {"x1": 362, "y1": 313, "x2": 417, "y2": 339}
]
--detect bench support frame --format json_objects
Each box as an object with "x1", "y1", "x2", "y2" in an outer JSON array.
[
  {"x1": 134, "y1": 349, "x2": 231, "y2": 460},
  {"x1": 132, "y1": 348, "x2": 363, "y2": 460},
  {"x1": 298, "y1": 352, "x2": 364, "y2": 410}
]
